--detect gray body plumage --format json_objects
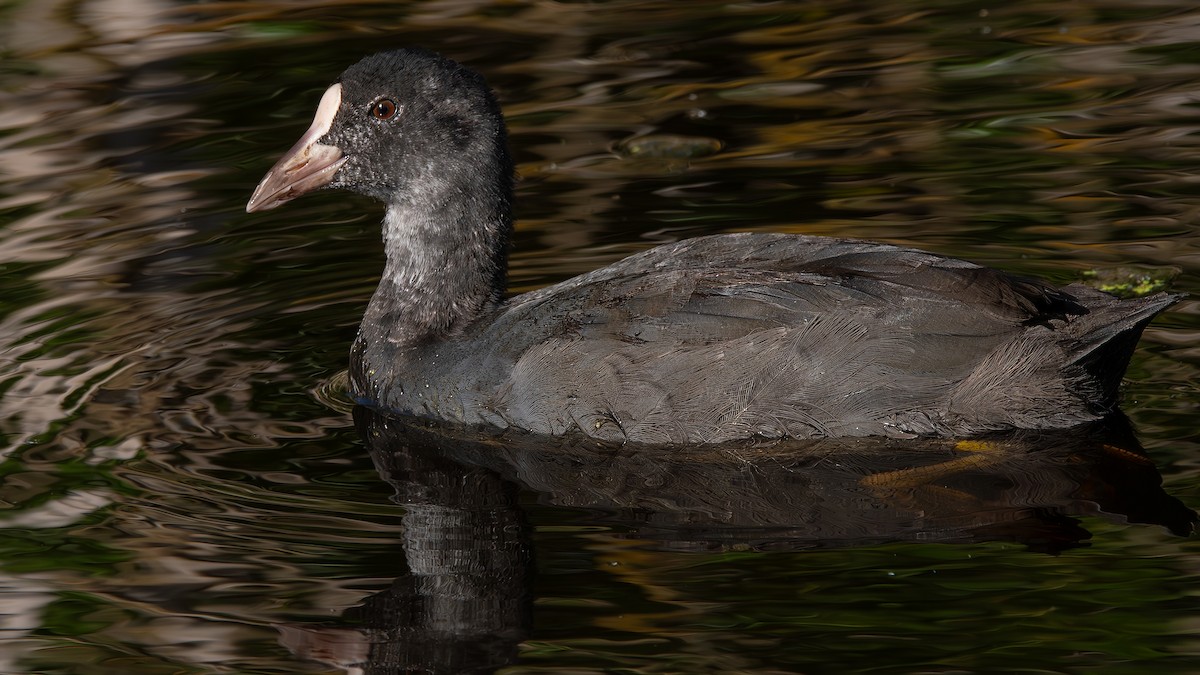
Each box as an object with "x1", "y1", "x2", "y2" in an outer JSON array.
[{"x1": 351, "y1": 232, "x2": 1176, "y2": 444}]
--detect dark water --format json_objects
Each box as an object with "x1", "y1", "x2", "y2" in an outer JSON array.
[{"x1": 2, "y1": 1, "x2": 1200, "y2": 673}]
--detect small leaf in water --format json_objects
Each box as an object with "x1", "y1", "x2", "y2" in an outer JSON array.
[{"x1": 615, "y1": 135, "x2": 723, "y2": 160}]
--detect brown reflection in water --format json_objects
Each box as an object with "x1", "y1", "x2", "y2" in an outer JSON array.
[{"x1": 0, "y1": 2, "x2": 347, "y2": 463}]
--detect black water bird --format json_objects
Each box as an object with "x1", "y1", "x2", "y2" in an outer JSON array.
[{"x1": 247, "y1": 48, "x2": 1177, "y2": 445}]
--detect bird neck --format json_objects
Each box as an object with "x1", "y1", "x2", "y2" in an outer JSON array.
[{"x1": 358, "y1": 181, "x2": 511, "y2": 352}]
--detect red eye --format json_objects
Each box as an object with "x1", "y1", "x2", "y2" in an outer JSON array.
[{"x1": 371, "y1": 98, "x2": 398, "y2": 120}]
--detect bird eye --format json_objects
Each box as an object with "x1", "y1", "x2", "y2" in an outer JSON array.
[{"x1": 371, "y1": 98, "x2": 398, "y2": 120}]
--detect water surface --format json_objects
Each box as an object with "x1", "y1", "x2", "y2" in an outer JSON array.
[{"x1": 2, "y1": 1, "x2": 1200, "y2": 672}]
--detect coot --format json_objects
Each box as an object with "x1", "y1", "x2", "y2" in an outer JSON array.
[{"x1": 247, "y1": 48, "x2": 1177, "y2": 444}]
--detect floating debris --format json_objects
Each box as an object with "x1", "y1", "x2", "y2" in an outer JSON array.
[{"x1": 1081, "y1": 266, "x2": 1180, "y2": 298}]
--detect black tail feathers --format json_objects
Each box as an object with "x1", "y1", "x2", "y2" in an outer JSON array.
[{"x1": 1065, "y1": 289, "x2": 1181, "y2": 410}]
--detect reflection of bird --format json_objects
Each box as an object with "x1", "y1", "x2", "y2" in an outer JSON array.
[
  {"x1": 248, "y1": 48, "x2": 1177, "y2": 444},
  {"x1": 353, "y1": 409, "x2": 1197, "y2": 553},
  {"x1": 277, "y1": 408, "x2": 533, "y2": 675}
]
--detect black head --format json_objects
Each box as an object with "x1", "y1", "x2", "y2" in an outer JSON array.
[{"x1": 247, "y1": 48, "x2": 511, "y2": 211}]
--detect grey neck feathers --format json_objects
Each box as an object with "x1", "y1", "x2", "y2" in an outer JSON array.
[{"x1": 359, "y1": 185, "x2": 510, "y2": 353}]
